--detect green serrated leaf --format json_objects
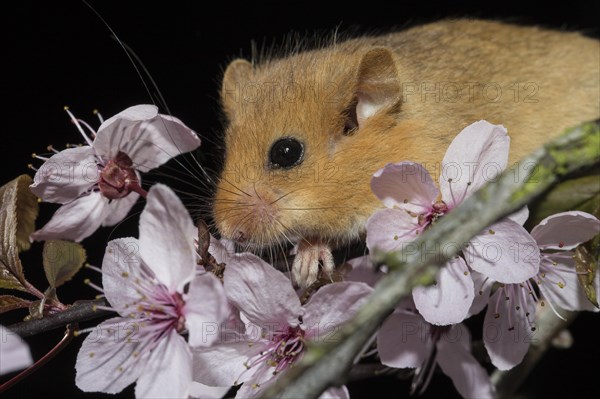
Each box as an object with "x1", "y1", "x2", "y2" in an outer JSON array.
[
  {"x1": 575, "y1": 242, "x2": 599, "y2": 308},
  {"x1": 527, "y1": 172, "x2": 600, "y2": 229},
  {"x1": 0, "y1": 175, "x2": 35, "y2": 291},
  {"x1": 0, "y1": 294, "x2": 31, "y2": 314},
  {"x1": 43, "y1": 240, "x2": 86, "y2": 288}
]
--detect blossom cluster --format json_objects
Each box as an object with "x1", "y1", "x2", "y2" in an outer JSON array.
[
  {"x1": 8, "y1": 108, "x2": 598, "y2": 399},
  {"x1": 362, "y1": 121, "x2": 600, "y2": 395}
]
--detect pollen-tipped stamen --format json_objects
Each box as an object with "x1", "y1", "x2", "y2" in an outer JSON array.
[
  {"x1": 93, "y1": 109, "x2": 104, "y2": 124},
  {"x1": 77, "y1": 118, "x2": 98, "y2": 139},
  {"x1": 84, "y1": 278, "x2": 104, "y2": 293},
  {"x1": 64, "y1": 106, "x2": 94, "y2": 146}
]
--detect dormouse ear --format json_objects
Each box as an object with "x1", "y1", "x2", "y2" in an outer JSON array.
[
  {"x1": 355, "y1": 48, "x2": 400, "y2": 126},
  {"x1": 221, "y1": 59, "x2": 253, "y2": 119}
]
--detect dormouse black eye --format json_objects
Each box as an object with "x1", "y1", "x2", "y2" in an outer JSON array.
[{"x1": 269, "y1": 137, "x2": 304, "y2": 169}]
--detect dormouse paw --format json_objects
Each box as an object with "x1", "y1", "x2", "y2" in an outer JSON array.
[{"x1": 292, "y1": 239, "x2": 335, "y2": 288}]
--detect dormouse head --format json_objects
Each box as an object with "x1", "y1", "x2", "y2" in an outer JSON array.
[{"x1": 213, "y1": 45, "x2": 402, "y2": 248}]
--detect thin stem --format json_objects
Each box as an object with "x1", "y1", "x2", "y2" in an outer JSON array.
[
  {"x1": 0, "y1": 324, "x2": 76, "y2": 394},
  {"x1": 22, "y1": 280, "x2": 44, "y2": 300}
]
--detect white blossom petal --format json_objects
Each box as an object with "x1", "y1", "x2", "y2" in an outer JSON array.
[
  {"x1": 93, "y1": 105, "x2": 201, "y2": 173},
  {"x1": 30, "y1": 191, "x2": 108, "y2": 242},
  {"x1": 93, "y1": 105, "x2": 159, "y2": 161},
  {"x1": 468, "y1": 270, "x2": 493, "y2": 317},
  {"x1": 508, "y1": 206, "x2": 529, "y2": 226},
  {"x1": 377, "y1": 311, "x2": 431, "y2": 368},
  {"x1": 185, "y1": 273, "x2": 229, "y2": 347},
  {"x1": 371, "y1": 162, "x2": 439, "y2": 214},
  {"x1": 464, "y1": 219, "x2": 539, "y2": 284},
  {"x1": 224, "y1": 253, "x2": 302, "y2": 330},
  {"x1": 538, "y1": 255, "x2": 599, "y2": 312},
  {"x1": 483, "y1": 288, "x2": 536, "y2": 370},
  {"x1": 102, "y1": 191, "x2": 140, "y2": 227},
  {"x1": 101, "y1": 237, "x2": 146, "y2": 314},
  {"x1": 217, "y1": 305, "x2": 248, "y2": 344},
  {"x1": 436, "y1": 324, "x2": 495, "y2": 398},
  {"x1": 531, "y1": 211, "x2": 600, "y2": 250},
  {"x1": 135, "y1": 330, "x2": 193, "y2": 399},
  {"x1": 412, "y1": 257, "x2": 474, "y2": 325},
  {"x1": 75, "y1": 318, "x2": 149, "y2": 394},
  {"x1": 30, "y1": 146, "x2": 98, "y2": 204},
  {"x1": 193, "y1": 341, "x2": 269, "y2": 386},
  {"x1": 366, "y1": 208, "x2": 421, "y2": 254},
  {"x1": 234, "y1": 363, "x2": 278, "y2": 398},
  {"x1": 188, "y1": 382, "x2": 230, "y2": 399},
  {"x1": 440, "y1": 121, "x2": 509, "y2": 208},
  {"x1": 208, "y1": 235, "x2": 236, "y2": 265},
  {"x1": 0, "y1": 325, "x2": 33, "y2": 375},
  {"x1": 98, "y1": 104, "x2": 159, "y2": 128},
  {"x1": 303, "y1": 282, "x2": 372, "y2": 340},
  {"x1": 139, "y1": 184, "x2": 196, "y2": 293}
]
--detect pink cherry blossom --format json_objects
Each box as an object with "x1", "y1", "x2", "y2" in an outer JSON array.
[
  {"x1": 343, "y1": 258, "x2": 493, "y2": 397},
  {"x1": 482, "y1": 211, "x2": 600, "y2": 370},
  {"x1": 0, "y1": 325, "x2": 33, "y2": 375},
  {"x1": 75, "y1": 184, "x2": 227, "y2": 398},
  {"x1": 377, "y1": 302, "x2": 494, "y2": 398},
  {"x1": 192, "y1": 253, "x2": 372, "y2": 398},
  {"x1": 30, "y1": 105, "x2": 200, "y2": 242},
  {"x1": 366, "y1": 120, "x2": 540, "y2": 325}
]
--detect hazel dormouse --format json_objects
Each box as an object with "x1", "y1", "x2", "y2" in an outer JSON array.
[{"x1": 212, "y1": 19, "x2": 600, "y2": 288}]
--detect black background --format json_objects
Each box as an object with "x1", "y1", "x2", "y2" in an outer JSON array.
[{"x1": 2, "y1": 1, "x2": 599, "y2": 398}]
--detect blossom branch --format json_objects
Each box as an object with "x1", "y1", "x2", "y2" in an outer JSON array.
[
  {"x1": 490, "y1": 307, "x2": 577, "y2": 397},
  {"x1": 260, "y1": 120, "x2": 600, "y2": 399},
  {"x1": 7, "y1": 299, "x2": 110, "y2": 338}
]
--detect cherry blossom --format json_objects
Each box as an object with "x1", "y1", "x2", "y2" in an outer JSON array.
[
  {"x1": 343, "y1": 258, "x2": 494, "y2": 398},
  {"x1": 0, "y1": 325, "x2": 33, "y2": 375},
  {"x1": 75, "y1": 184, "x2": 227, "y2": 398},
  {"x1": 482, "y1": 211, "x2": 600, "y2": 370},
  {"x1": 192, "y1": 252, "x2": 372, "y2": 398},
  {"x1": 30, "y1": 105, "x2": 200, "y2": 242},
  {"x1": 366, "y1": 121, "x2": 540, "y2": 325},
  {"x1": 377, "y1": 303, "x2": 494, "y2": 398}
]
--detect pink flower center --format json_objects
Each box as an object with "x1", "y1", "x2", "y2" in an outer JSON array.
[
  {"x1": 81, "y1": 266, "x2": 189, "y2": 351},
  {"x1": 98, "y1": 151, "x2": 140, "y2": 199},
  {"x1": 135, "y1": 283, "x2": 188, "y2": 334},
  {"x1": 268, "y1": 326, "x2": 305, "y2": 374},
  {"x1": 418, "y1": 200, "x2": 449, "y2": 227},
  {"x1": 238, "y1": 325, "x2": 306, "y2": 387}
]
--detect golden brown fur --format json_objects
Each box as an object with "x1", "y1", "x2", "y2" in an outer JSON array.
[{"x1": 213, "y1": 19, "x2": 600, "y2": 250}]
